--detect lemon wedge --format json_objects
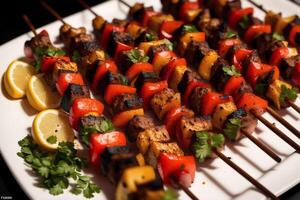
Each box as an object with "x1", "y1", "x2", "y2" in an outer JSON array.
[
  {"x1": 26, "y1": 74, "x2": 61, "y2": 111},
  {"x1": 32, "y1": 109, "x2": 74, "y2": 150},
  {"x1": 4, "y1": 60, "x2": 36, "y2": 98}
]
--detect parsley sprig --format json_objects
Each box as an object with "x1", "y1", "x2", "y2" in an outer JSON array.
[
  {"x1": 223, "y1": 118, "x2": 241, "y2": 140},
  {"x1": 222, "y1": 65, "x2": 241, "y2": 76},
  {"x1": 33, "y1": 47, "x2": 66, "y2": 71},
  {"x1": 127, "y1": 49, "x2": 149, "y2": 63},
  {"x1": 182, "y1": 25, "x2": 198, "y2": 33},
  {"x1": 280, "y1": 85, "x2": 298, "y2": 104},
  {"x1": 17, "y1": 136, "x2": 100, "y2": 198},
  {"x1": 272, "y1": 32, "x2": 284, "y2": 41}
]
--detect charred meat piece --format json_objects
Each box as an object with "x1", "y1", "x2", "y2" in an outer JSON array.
[
  {"x1": 112, "y1": 93, "x2": 143, "y2": 114},
  {"x1": 100, "y1": 71, "x2": 128, "y2": 91},
  {"x1": 85, "y1": 59, "x2": 103, "y2": 84},
  {"x1": 24, "y1": 31, "x2": 53, "y2": 58},
  {"x1": 222, "y1": 0, "x2": 241, "y2": 19},
  {"x1": 184, "y1": 41, "x2": 211, "y2": 69},
  {"x1": 92, "y1": 15, "x2": 106, "y2": 35},
  {"x1": 241, "y1": 50, "x2": 261, "y2": 72},
  {"x1": 60, "y1": 25, "x2": 87, "y2": 48},
  {"x1": 255, "y1": 69, "x2": 276, "y2": 95},
  {"x1": 190, "y1": 87, "x2": 211, "y2": 114},
  {"x1": 203, "y1": 19, "x2": 229, "y2": 49},
  {"x1": 112, "y1": 18, "x2": 128, "y2": 27},
  {"x1": 107, "y1": 31, "x2": 134, "y2": 56},
  {"x1": 128, "y1": 3, "x2": 154, "y2": 21},
  {"x1": 100, "y1": 146, "x2": 138, "y2": 184},
  {"x1": 263, "y1": 40, "x2": 286, "y2": 62},
  {"x1": 147, "y1": 44, "x2": 169, "y2": 61},
  {"x1": 75, "y1": 40, "x2": 100, "y2": 57},
  {"x1": 127, "y1": 115, "x2": 156, "y2": 141},
  {"x1": 146, "y1": 142, "x2": 184, "y2": 167},
  {"x1": 234, "y1": 81, "x2": 253, "y2": 100},
  {"x1": 69, "y1": 33, "x2": 93, "y2": 53},
  {"x1": 60, "y1": 84, "x2": 90, "y2": 112},
  {"x1": 279, "y1": 55, "x2": 300, "y2": 79},
  {"x1": 134, "y1": 72, "x2": 160, "y2": 92},
  {"x1": 80, "y1": 49, "x2": 105, "y2": 71},
  {"x1": 52, "y1": 60, "x2": 78, "y2": 82},
  {"x1": 78, "y1": 114, "x2": 114, "y2": 146},
  {"x1": 225, "y1": 44, "x2": 247, "y2": 62},
  {"x1": 177, "y1": 70, "x2": 202, "y2": 94},
  {"x1": 137, "y1": 125, "x2": 170, "y2": 154},
  {"x1": 150, "y1": 88, "x2": 181, "y2": 120},
  {"x1": 210, "y1": 58, "x2": 231, "y2": 91},
  {"x1": 251, "y1": 33, "x2": 271, "y2": 60},
  {"x1": 195, "y1": 9, "x2": 211, "y2": 31}
]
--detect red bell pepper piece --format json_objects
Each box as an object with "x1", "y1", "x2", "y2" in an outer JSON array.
[
  {"x1": 246, "y1": 62, "x2": 278, "y2": 87},
  {"x1": 233, "y1": 48, "x2": 253, "y2": 71},
  {"x1": 41, "y1": 56, "x2": 70, "y2": 72},
  {"x1": 92, "y1": 60, "x2": 118, "y2": 90},
  {"x1": 289, "y1": 25, "x2": 300, "y2": 46},
  {"x1": 56, "y1": 72, "x2": 84, "y2": 96},
  {"x1": 69, "y1": 98, "x2": 104, "y2": 130},
  {"x1": 104, "y1": 84, "x2": 136, "y2": 105},
  {"x1": 228, "y1": 7, "x2": 254, "y2": 28},
  {"x1": 201, "y1": 92, "x2": 233, "y2": 116},
  {"x1": 237, "y1": 92, "x2": 268, "y2": 115},
  {"x1": 139, "y1": 80, "x2": 168, "y2": 107},
  {"x1": 179, "y1": 1, "x2": 199, "y2": 22},
  {"x1": 89, "y1": 131, "x2": 127, "y2": 166},
  {"x1": 142, "y1": 11, "x2": 158, "y2": 27},
  {"x1": 159, "y1": 20, "x2": 183, "y2": 39},
  {"x1": 244, "y1": 25, "x2": 271, "y2": 43},
  {"x1": 183, "y1": 80, "x2": 210, "y2": 105},
  {"x1": 114, "y1": 42, "x2": 134, "y2": 60},
  {"x1": 219, "y1": 39, "x2": 241, "y2": 57},
  {"x1": 126, "y1": 62, "x2": 154, "y2": 81},
  {"x1": 158, "y1": 153, "x2": 196, "y2": 187},
  {"x1": 100, "y1": 23, "x2": 124, "y2": 49},
  {"x1": 292, "y1": 62, "x2": 300, "y2": 88},
  {"x1": 162, "y1": 58, "x2": 187, "y2": 82},
  {"x1": 164, "y1": 106, "x2": 194, "y2": 136},
  {"x1": 224, "y1": 76, "x2": 246, "y2": 96},
  {"x1": 269, "y1": 47, "x2": 289, "y2": 66}
]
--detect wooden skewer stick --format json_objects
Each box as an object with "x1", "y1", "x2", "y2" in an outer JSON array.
[
  {"x1": 267, "y1": 106, "x2": 300, "y2": 139},
  {"x1": 40, "y1": 2, "x2": 199, "y2": 200},
  {"x1": 287, "y1": 100, "x2": 300, "y2": 114},
  {"x1": 241, "y1": 130, "x2": 281, "y2": 162},
  {"x1": 41, "y1": 1, "x2": 68, "y2": 25},
  {"x1": 288, "y1": 0, "x2": 300, "y2": 6},
  {"x1": 119, "y1": 0, "x2": 131, "y2": 8},
  {"x1": 246, "y1": 0, "x2": 267, "y2": 13},
  {"x1": 251, "y1": 109, "x2": 300, "y2": 152},
  {"x1": 77, "y1": 0, "x2": 98, "y2": 17},
  {"x1": 214, "y1": 149, "x2": 279, "y2": 200},
  {"x1": 22, "y1": 15, "x2": 37, "y2": 36},
  {"x1": 170, "y1": 175, "x2": 199, "y2": 200}
]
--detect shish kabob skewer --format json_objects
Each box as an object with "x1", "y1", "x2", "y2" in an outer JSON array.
[
  {"x1": 41, "y1": 1, "x2": 280, "y2": 199},
  {"x1": 117, "y1": 0, "x2": 300, "y2": 153},
  {"x1": 39, "y1": 2, "x2": 200, "y2": 200},
  {"x1": 22, "y1": 13, "x2": 187, "y2": 200},
  {"x1": 77, "y1": 0, "x2": 282, "y2": 162}
]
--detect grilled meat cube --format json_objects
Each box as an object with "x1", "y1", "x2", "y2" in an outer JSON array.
[
  {"x1": 241, "y1": 50, "x2": 261, "y2": 72},
  {"x1": 134, "y1": 72, "x2": 160, "y2": 92},
  {"x1": 24, "y1": 31, "x2": 53, "y2": 57},
  {"x1": 179, "y1": 116, "x2": 213, "y2": 148},
  {"x1": 212, "y1": 102, "x2": 237, "y2": 130},
  {"x1": 150, "y1": 88, "x2": 181, "y2": 120},
  {"x1": 112, "y1": 93, "x2": 143, "y2": 114},
  {"x1": 134, "y1": 29, "x2": 159, "y2": 45},
  {"x1": 92, "y1": 15, "x2": 106, "y2": 35},
  {"x1": 78, "y1": 114, "x2": 114, "y2": 146},
  {"x1": 190, "y1": 87, "x2": 211, "y2": 114},
  {"x1": 234, "y1": 82, "x2": 253, "y2": 100},
  {"x1": 107, "y1": 31, "x2": 134, "y2": 56},
  {"x1": 177, "y1": 70, "x2": 202, "y2": 94},
  {"x1": 147, "y1": 44, "x2": 169, "y2": 61},
  {"x1": 146, "y1": 142, "x2": 184, "y2": 167},
  {"x1": 203, "y1": 19, "x2": 229, "y2": 49},
  {"x1": 70, "y1": 33, "x2": 93, "y2": 53},
  {"x1": 137, "y1": 125, "x2": 170, "y2": 154},
  {"x1": 128, "y1": 3, "x2": 154, "y2": 21},
  {"x1": 127, "y1": 115, "x2": 156, "y2": 141},
  {"x1": 52, "y1": 60, "x2": 78, "y2": 82},
  {"x1": 85, "y1": 59, "x2": 103, "y2": 84},
  {"x1": 112, "y1": 18, "x2": 128, "y2": 27},
  {"x1": 210, "y1": 58, "x2": 231, "y2": 91},
  {"x1": 161, "y1": 0, "x2": 180, "y2": 17},
  {"x1": 184, "y1": 41, "x2": 211, "y2": 69},
  {"x1": 251, "y1": 33, "x2": 271, "y2": 60},
  {"x1": 225, "y1": 44, "x2": 247, "y2": 62},
  {"x1": 195, "y1": 9, "x2": 211, "y2": 31},
  {"x1": 80, "y1": 49, "x2": 105, "y2": 71},
  {"x1": 60, "y1": 84, "x2": 90, "y2": 112},
  {"x1": 264, "y1": 40, "x2": 286, "y2": 62},
  {"x1": 255, "y1": 69, "x2": 276, "y2": 95},
  {"x1": 169, "y1": 65, "x2": 188, "y2": 91},
  {"x1": 100, "y1": 71, "x2": 128, "y2": 91},
  {"x1": 222, "y1": 0, "x2": 241, "y2": 19},
  {"x1": 60, "y1": 25, "x2": 87, "y2": 48},
  {"x1": 75, "y1": 40, "x2": 101, "y2": 57},
  {"x1": 148, "y1": 14, "x2": 174, "y2": 33},
  {"x1": 118, "y1": 49, "x2": 146, "y2": 73},
  {"x1": 279, "y1": 55, "x2": 300, "y2": 79}
]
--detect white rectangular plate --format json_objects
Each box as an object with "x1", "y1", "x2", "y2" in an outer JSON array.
[{"x1": 0, "y1": 0, "x2": 300, "y2": 199}]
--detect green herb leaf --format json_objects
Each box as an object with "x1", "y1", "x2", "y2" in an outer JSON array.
[
  {"x1": 272, "y1": 32, "x2": 284, "y2": 41},
  {"x1": 226, "y1": 31, "x2": 237, "y2": 39},
  {"x1": 223, "y1": 117, "x2": 241, "y2": 140},
  {"x1": 72, "y1": 51, "x2": 81, "y2": 63},
  {"x1": 182, "y1": 25, "x2": 198, "y2": 33},
  {"x1": 192, "y1": 131, "x2": 212, "y2": 163},
  {"x1": 47, "y1": 136, "x2": 57, "y2": 144},
  {"x1": 161, "y1": 188, "x2": 178, "y2": 200},
  {"x1": 238, "y1": 15, "x2": 249, "y2": 29},
  {"x1": 280, "y1": 86, "x2": 298, "y2": 103},
  {"x1": 127, "y1": 49, "x2": 149, "y2": 63},
  {"x1": 210, "y1": 134, "x2": 225, "y2": 148},
  {"x1": 49, "y1": 184, "x2": 63, "y2": 195},
  {"x1": 145, "y1": 32, "x2": 157, "y2": 41},
  {"x1": 222, "y1": 65, "x2": 241, "y2": 76},
  {"x1": 163, "y1": 39, "x2": 174, "y2": 51}
]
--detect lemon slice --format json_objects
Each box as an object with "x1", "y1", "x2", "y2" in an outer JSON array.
[
  {"x1": 26, "y1": 74, "x2": 61, "y2": 111},
  {"x1": 4, "y1": 60, "x2": 36, "y2": 98},
  {"x1": 32, "y1": 109, "x2": 74, "y2": 150}
]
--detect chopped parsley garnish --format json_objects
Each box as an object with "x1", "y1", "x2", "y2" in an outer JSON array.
[
  {"x1": 222, "y1": 65, "x2": 241, "y2": 76},
  {"x1": 280, "y1": 85, "x2": 298, "y2": 104},
  {"x1": 47, "y1": 136, "x2": 57, "y2": 144},
  {"x1": 72, "y1": 51, "x2": 81, "y2": 63},
  {"x1": 163, "y1": 39, "x2": 174, "y2": 51},
  {"x1": 145, "y1": 32, "x2": 158, "y2": 41},
  {"x1": 272, "y1": 32, "x2": 284, "y2": 41},
  {"x1": 182, "y1": 25, "x2": 198, "y2": 33},
  {"x1": 161, "y1": 188, "x2": 178, "y2": 200},
  {"x1": 238, "y1": 15, "x2": 249, "y2": 29},
  {"x1": 226, "y1": 31, "x2": 238, "y2": 39},
  {"x1": 223, "y1": 117, "x2": 241, "y2": 140},
  {"x1": 33, "y1": 47, "x2": 66, "y2": 71},
  {"x1": 17, "y1": 136, "x2": 100, "y2": 198},
  {"x1": 127, "y1": 49, "x2": 149, "y2": 63}
]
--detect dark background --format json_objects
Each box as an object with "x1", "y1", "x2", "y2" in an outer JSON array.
[{"x1": 0, "y1": 0, "x2": 300, "y2": 199}]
